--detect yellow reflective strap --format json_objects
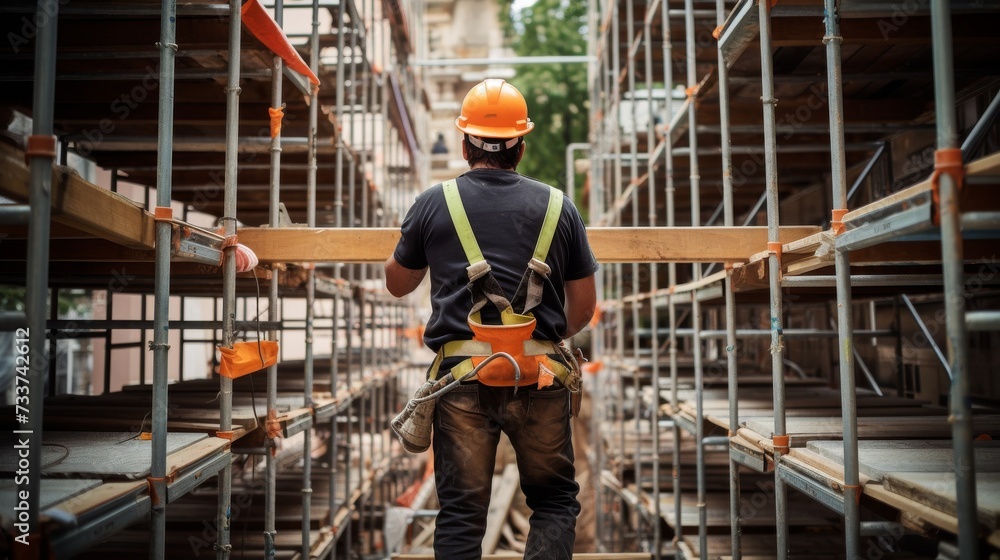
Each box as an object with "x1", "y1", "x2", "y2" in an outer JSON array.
[
  {"x1": 442, "y1": 179, "x2": 484, "y2": 265},
  {"x1": 532, "y1": 186, "x2": 564, "y2": 263}
]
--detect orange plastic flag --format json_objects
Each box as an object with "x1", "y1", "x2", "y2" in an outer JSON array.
[
  {"x1": 218, "y1": 340, "x2": 279, "y2": 379},
  {"x1": 241, "y1": 0, "x2": 320, "y2": 86}
]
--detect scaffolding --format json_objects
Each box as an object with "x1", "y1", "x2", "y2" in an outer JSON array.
[
  {"x1": 589, "y1": 0, "x2": 1000, "y2": 558},
  {"x1": 0, "y1": 0, "x2": 426, "y2": 558}
]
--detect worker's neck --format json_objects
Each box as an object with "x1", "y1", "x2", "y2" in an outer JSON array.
[{"x1": 469, "y1": 163, "x2": 515, "y2": 171}]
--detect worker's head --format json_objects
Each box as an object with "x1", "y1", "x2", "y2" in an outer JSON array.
[{"x1": 455, "y1": 79, "x2": 532, "y2": 170}]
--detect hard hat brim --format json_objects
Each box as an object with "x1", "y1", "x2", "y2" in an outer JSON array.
[{"x1": 455, "y1": 117, "x2": 534, "y2": 139}]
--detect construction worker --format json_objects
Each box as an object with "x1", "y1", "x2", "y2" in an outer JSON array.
[{"x1": 385, "y1": 78, "x2": 598, "y2": 559}]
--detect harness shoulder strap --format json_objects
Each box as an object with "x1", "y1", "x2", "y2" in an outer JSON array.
[
  {"x1": 533, "y1": 186, "x2": 565, "y2": 263},
  {"x1": 442, "y1": 179, "x2": 484, "y2": 265},
  {"x1": 512, "y1": 186, "x2": 564, "y2": 315}
]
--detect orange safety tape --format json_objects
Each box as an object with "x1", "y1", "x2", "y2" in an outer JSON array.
[
  {"x1": 215, "y1": 430, "x2": 236, "y2": 440},
  {"x1": 712, "y1": 24, "x2": 724, "y2": 40},
  {"x1": 767, "y1": 242, "x2": 783, "y2": 260},
  {"x1": 139, "y1": 431, "x2": 152, "y2": 441},
  {"x1": 830, "y1": 208, "x2": 848, "y2": 236},
  {"x1": 25, "y1": 134, "x2": 56, "y2": 163},
  {"x1": 930, "y1": 147, "x2": 965, "y2": 226},
  {"x1": 268, "y1": 106, "x2": 284, "y2": 139},
  {"x1": 154, "y1": 206, "x2": 173, "y2": 221},
  {"x1": 772, "y1": 434, "x2": 790, "y2": 453},
  {"x1": 146, "y1": 476, "x2": 171, "y2": 506},
  {"x1": 842, "y1": 483, "x2": 863, "y2": 505},
  {"x1": 685, "y1": 84, "x2": 699, "y2": 98}
]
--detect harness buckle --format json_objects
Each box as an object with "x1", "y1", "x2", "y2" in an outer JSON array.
[
  {"x1": 466, "y1": 260, "x2": 491, "y2": 282},
  {"x1": 527, "y1": 257, "x2": 551, "y2": 277}
]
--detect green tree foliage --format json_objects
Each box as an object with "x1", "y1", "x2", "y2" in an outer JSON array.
[{"x1": 500, "y1": 0, "x2": 588, "y2": 203}]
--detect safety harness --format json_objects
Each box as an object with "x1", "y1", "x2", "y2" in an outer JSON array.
[{"x1": 425, "y1": 178, "x2": 576, "y2": 390}]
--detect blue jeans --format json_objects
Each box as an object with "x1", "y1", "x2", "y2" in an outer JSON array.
[{"x1": 432, "y1": 382, "x2": 580, "y2": 559}]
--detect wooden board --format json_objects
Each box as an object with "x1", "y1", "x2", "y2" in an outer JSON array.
[
  {"x1": 238, "y1": 226, "x2": 822, "y2": 264},
  {"x1": 41, "y1": 480, "x2": 148, "y2": 519},
  {"x1": 742, "y1": 415, "x2": 1000, "y2": 446},
  {"x1": 0, "y1": 142, "x2": 155, "y2": 249},
  {"x1": 883, "y1": 471, "x2": 1000, "y2": 530},
  {"x1": 657, "y1": 491, "x2": 842, "y2": 528},
  {"x1": 482, "y1": 464, "x2": 519, "y2": 555},
  {"x1": 807, "y1": 439, "x2": 1000, "y2": 479}
]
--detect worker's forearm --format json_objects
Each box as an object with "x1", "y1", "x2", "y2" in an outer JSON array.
[
  {"x1": 562, "y1": 315, "x2": 591, "y2": 339},
  {"x1": 384, "y1": 256, "x2": 427, "y2": 297}
]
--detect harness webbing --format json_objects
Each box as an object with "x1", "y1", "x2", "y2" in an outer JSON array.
[
  {"x1": 442, "y1": 179, "x2": 485, "y2": 265},
  {"x1": 442, "y1": 178, "x2": 563, "y2": 274},
  {"x1": 534, "y1": 188, "x2": 564, "y2": 262}
]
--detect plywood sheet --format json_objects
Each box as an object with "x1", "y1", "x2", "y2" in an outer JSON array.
[
  {"x1": 742, "y1": 415, "x2": 1000, "y2": 445},
  {"x1": 807, "y1": 439, "x2": 1000, "y2": 480},
  {"x1": 883, "y1": 472, "x2": 1000, "y2": 530},
  {"x1": 0, "y1": 431, "x2": 206, "y2": 479},
  {"x1": 0, "y1": 478, "x2": 101, "y2": 511}
]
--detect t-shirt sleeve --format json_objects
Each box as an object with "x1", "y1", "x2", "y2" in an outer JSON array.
[
  {"x1": 392, "y1": 191, "x2": 429, "y2": 270},
  {"x1": 562, "y1": 197, "x2": 600, "y2": 281}
]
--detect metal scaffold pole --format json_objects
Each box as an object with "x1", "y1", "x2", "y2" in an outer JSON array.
[
  {"x1": 24, "y1": 0, "x2": 58, "y2": 549},
  {"x1": 715, "y1": 0, "x2": 741, "y2": 557},
  {"x1": 644, "y1": 1, "x2": 661, "y2": 557},
  {"x1": 265, "y1": 2, "x2": 283, "y2": 557},
  {"x1": 683, "y1": 0, "x2": 707, "y2": 556},
  {"x1": 301, "y1": 0, "x2": 320, "y2": 556},
  {"x1": 931, "y1": 1, "x2": 979, "y2": 557},
  {"x1": 625, "y1": 2, "x2": 644, "y2": 543},
  {"x1": 822, "y1": 1, "x2": 861, "y2": 556},
  {"x1": 150, "y1": 0, "x2": 176, "y2": 558},
  {"x1": 218, "y1": 0, "x2": 241, "y2": 557},
  {"x1": 758, "y1": 2, "x2": 788, "y2": 558},
  {"x1": 660, "y1": 0, "x2": 681, "y2": 550}
]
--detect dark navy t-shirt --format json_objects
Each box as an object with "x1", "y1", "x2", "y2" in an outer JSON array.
[{"x1": 392, "y1": 169, "x2": 599, "y2": 352}]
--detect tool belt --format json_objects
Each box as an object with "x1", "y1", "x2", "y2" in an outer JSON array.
[{"x1": 426, "y1": 179, "x2": 582, "y2": 396}]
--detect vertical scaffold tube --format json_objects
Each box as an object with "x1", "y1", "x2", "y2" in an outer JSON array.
[
  {"x1": 931, "y1": 1, "x2": 978, "y2": 558},
  {"x1": 266, "y1": 0, "x2": 283, "y2": 557},
  {"x1": 150, "y1": 2, "x2": 175, "y2": 557},
  {"x1": 302, "y1": 0, "x2": 320, "y2": 556},
  {"x1": 822, "y1": 2, "x2": 861, "y2": 556},
  {"x1": 218, "y1": 0, "x2": 241, "y2": 558},
  {"x1": 644, "y1": 2, "x2": 660, "y2": 556},
  {"x1": 23, "y1": 0, "x2": 56, "y2": 550},
  {"x1": 683, "y1": 0, "x2": 706, "y2": 557},
  {"x1": 264, "y1": 5, "x2": 284, "y2": 560},
  {"x1": 715, "y1": 0, "x2": 741, "y2": 557},
  {"x1": 609, "y1": 4, "x2": 627, "y2": 545},
  {"x1": 625, "y1": 0, "x2": 644, "y2": 538},
  {"x1": 758, "y1": 2, "x2": 788, "y2": 558},
  {"x1": 660, "y1": 0, "x2": 681, "y2": 548}
]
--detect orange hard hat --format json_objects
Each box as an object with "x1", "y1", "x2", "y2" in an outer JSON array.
[{"x1": 455, "y1": 79, "x2": 534, "y2": 146}]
